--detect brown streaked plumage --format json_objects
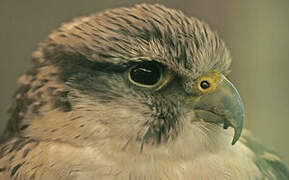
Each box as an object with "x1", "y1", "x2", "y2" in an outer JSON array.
[{"x1": 0, "y1": 4, "x2": 288, "y2": 180}]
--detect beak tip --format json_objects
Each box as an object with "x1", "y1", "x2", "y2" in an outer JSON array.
[
  {"x1": 231, "y1": 123, "x2": 243, "y2": 145},
  {"x1": 231, "y1": 136, "x2": 238, "y2": 145}
]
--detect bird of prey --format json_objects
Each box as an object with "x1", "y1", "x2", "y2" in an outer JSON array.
[{"x1": 0, "y1": 3, "x2": 288, "y2": 180}]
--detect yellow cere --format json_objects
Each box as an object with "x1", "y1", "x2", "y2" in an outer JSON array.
[{"x1": 196, "y1": 70, "x2": 221, "y2": 95}]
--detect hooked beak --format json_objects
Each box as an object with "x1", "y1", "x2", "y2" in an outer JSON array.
[{"x1": 192, "y1": 75, "x2": 244, "y2": 145}]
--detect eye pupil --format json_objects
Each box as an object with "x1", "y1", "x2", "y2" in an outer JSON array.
[
  {"x1": 130, "y1": 62, "x2": 161, "y2": 85},
  {"x1": 200, "y1": 80, "x2": 210, "y2": 89}
]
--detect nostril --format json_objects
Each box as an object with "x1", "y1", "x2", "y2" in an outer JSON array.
[{"x1": 200, "y1": 80, "x2": 210, "y2": 90}]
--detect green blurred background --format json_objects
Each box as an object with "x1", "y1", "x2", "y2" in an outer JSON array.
[{"x1": 0, "y1": 0, "x2": 288, "y2": 165}]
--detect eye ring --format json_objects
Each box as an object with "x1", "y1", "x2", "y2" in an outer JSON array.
[{"x1": 127, "y1": 61, "x2": 173, "y2": 90}]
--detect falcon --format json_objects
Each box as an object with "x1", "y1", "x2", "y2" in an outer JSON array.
[{"x1": 0, "y1": 4, "x2": 288, "y2": 180}]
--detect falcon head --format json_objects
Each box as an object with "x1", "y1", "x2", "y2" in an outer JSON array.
[{"x1": 5, "y1": 4, "x2": 244, "y2": 156}]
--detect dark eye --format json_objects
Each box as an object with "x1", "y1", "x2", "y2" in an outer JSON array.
[
  {"x1": 127, "y1": 61, "x2": 173, "y2": 90},
  {"x1": 129, "y1": 61, "x2": 161, "y2": 86},
  {"x1": 200, "y1": 80, "x2": 210, "y2": 89}
]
